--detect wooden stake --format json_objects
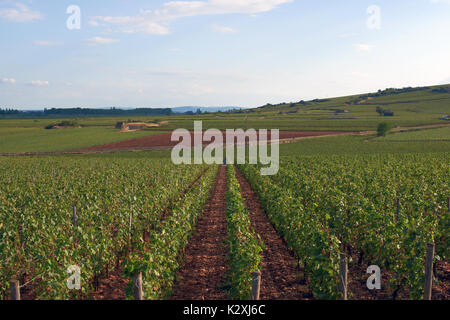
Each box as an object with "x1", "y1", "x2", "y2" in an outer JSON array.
[
  {"x1": 395, "y1": 198, "x2": 400, "y2": 222},
  {"x1": 128, "y1": 211, "x2": 133, "y2": 246},
  {"x1": 251, "y1": 272, "x2": 261, "y2": 300},
  {"x1": 72, "y1": 205, "x2": 77, "y2": 227},
  {"x1": 10, "y1": 279, "x2": 20, "y2": 300},
  {"x1": 424, "y1": 243, "x2": 435, "y2": 300},
  {"x1": 447, "y1": 197, "x2": 450, "y2": 212},
  {"x1": 339, "y1": 254, "x2": 348, "y2": 300},
  {"x1": 133, "y1": 272, "x2": 143, "y2": 300}
]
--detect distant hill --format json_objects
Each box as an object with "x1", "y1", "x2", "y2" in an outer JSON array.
[
  {"x1": 219, "y1": 83, "x2": 450, "y2": 130},
  {"x1": 236, "y1": 84, "x2": 450, "y2": 115}
]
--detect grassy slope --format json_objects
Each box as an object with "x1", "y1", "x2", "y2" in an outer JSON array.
[{"x1": 240, "y1": 84, "x2": 450, "y2": 130}]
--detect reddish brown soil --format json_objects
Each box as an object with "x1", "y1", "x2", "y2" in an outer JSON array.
[
  {"x1": 81, "y1": 131, "x2": 354, "y2": 152},
  {"x1": 170, "y1": 165, "x2": 229, "y2": 300},
  {"x1": 234, "y1": 167, "x2": 309, "y2": 300},
  {"x1": 90, "y1": 267, "x2": 128, "y2": 300},
  {"x1": 433, "y1": 260, "x2": 450, "y2": 300}
]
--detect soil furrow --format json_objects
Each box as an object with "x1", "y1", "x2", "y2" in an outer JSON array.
[
  {"x1": 234, "y1": 166, "x2": 307, "y2": 300},
  {"x1": 170, "y1": 165, "x2": 229, "y2": 300}
]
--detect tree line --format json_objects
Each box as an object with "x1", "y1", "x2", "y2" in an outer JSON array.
[{"x1": 0, "y1": 107, "x2": 173, "y2": 118}]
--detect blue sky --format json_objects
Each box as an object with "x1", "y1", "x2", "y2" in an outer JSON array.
[{"x1": 1, "y1": 0, "x2": 449, "y2": 109}]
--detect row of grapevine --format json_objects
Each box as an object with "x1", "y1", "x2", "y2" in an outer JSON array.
[
  {"x1": 0, "y1": 157, "x2": 208, "y2": 299},
  {"x1": 238, "y1": 164, "x2": 342, "y2": 299},
  {"x1": 238, "y1": 152, "x2": 449, "y2": 299},
  {"x1": 123, "y1": 165, "x2": 218, "y2": 299},
  {"x1": 224, "y1": 165, "x2": 264, "y2": 299}
]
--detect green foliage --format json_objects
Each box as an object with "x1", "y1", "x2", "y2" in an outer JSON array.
[
  {"x1": 377, "y1": 122, "x2": 393, "y2": 137},
  {"x1": 225, "y1": 165, "x2": 263, "y2": 299},
  {"x1": 240, "y1": 153, "x2": 449, "y2": 299},
  {"x1": 45, "y1": 120, "x2": 79, "y2": 130},
  {"x1": 238, "y1": 164, "x2": 341, "y2": 299},
  {"x1": 0, "y1": 158, "x2": 210, "y2": 299}
]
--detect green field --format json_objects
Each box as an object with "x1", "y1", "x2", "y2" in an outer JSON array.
[
  {"x1": 1, "y1": 84, "x2": 449, "y2": 154},
  {"x1": 0, "y1": 127, "x2": 165, "y2": 153},
  {"x1": 377, "y1": 126, "x2": 450, "y2": 142},
  {"x1": 279, "y1": 133, "x2": 450, "y2": 156}
]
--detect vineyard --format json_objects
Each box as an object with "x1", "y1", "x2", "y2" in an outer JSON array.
[
  {"x1": 0, "y1": 157, "x2": 212, "y2": 299},
  {"x1": 238, "y1": 153, "x2": 449, "y2": 299},
  {"x1": 0, "y1": 153, "x2": 449, "y2": 300}
]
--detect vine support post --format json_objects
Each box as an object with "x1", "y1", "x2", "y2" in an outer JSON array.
[
  {"x1": 447, "y1": 197, "x2": 450, "y2": 212},
  {"x1": 339, "y1": 254, "x2": 348, "y2": 300},
  {"x1": 128, "y1": 211, "x2": 133, "y2": 246},
  {"x1": 251, "y1": 271, "x2": 261, "y2": 300},
  {"x1": 424, "y1": 243, "x2": 435, "y2": 300},
  {"x1": 72, "y1": 205, "x2": 77, "y2": 227},
  {"x1": 10, "y1": 279, "x2": 20, "y2": 300},
  {"x1": 395, "y1": 198, "x2": 400, "y2": 222},
  {"x1": 133, "y1": 272, "x2": 143, "y2": 300}
]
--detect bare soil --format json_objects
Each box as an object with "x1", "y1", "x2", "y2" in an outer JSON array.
[
  {"x1": 81, "y1": 131, "x2": 355, "y2": 152},
  {"x1": 170, "y1": 165, "x2": 229, "y2": 300},
  {"x1": 90, "y1": 266, "x2": 128, "y2": 300}
]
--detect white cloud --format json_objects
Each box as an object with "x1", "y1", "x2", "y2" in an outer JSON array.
[
  {"x1": 34, "y1": 41, "x2": 64, "y2": 46},
  {"x1": 30, "y1": 80, "x2": 49, "y2": 87},
  {"x1": 84, "y1": 37, "x2": 120, "y2": 45},
  {"x1": 211, "y1": 24, "x2": 237, "y2": 33},
  {"x1": 1, "y1": 78, "x2": 16, "y2": 84},
  {"x1": 354, "y1": 44, "x2": 375, "y2": 52},
  {"x1": 0, "y1": 3, "x2": 43, "y2": 23},
  {"x1": 90, "y1": 0, "x2": 292, "y2": 35}
]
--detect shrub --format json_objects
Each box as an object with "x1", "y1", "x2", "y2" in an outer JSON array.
[{"x1": 377, "y1": 122, "x2": 393, "y2": 137}]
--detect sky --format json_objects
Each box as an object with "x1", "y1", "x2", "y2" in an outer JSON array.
[{"x1": 0, "y1": 0, "x2": 450, "y2": 109}]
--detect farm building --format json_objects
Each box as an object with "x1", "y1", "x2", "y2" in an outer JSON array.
[{"x1": 115, "y1": 122, "x2": 125, "y2": 129}]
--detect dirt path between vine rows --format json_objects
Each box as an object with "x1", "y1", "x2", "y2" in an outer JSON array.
[
  {"x1": 234, "y1": 167, "x2": 308, "y2": 300},
  {"x1": 170, "y1": 165, "x2": 229, "y2": 300}
]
